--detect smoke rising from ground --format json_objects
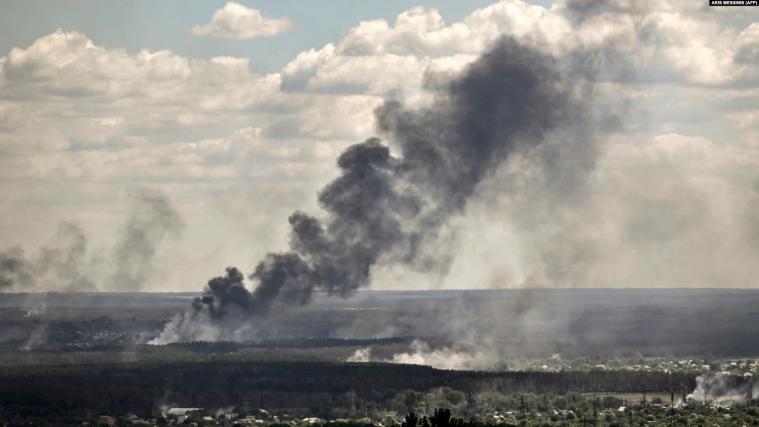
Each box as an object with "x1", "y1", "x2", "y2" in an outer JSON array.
[
  {"x1": 110, "y1": 190, "x2": 185, "y2": 291},
  {"x1": 0, "y1": 189, "x2": 183, "y2": 293},
  {"x1": 0, "y1": 222, "x2": 95, "y2": 292},
  {"x1": 150, "y1": 36, "x2": 604, "y2": 344},
  {"x1": 687, "y1": 374, "x2": 757, "y2": 407},
  {"x1": 346, "y1": 347, "x2": 372, "y2": 363},
  {"x1": 390, "y1": 340, "x2": 505, "y2": 371},
  {"x1": 346, "y1": 342, "x2": 496, "y2": 370}
]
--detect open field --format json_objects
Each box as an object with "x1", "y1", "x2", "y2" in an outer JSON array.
[
  {"x1": 1, "y1": 289, "x2": 758, "y2": 425},
  {"x1": 3, "y1": 289, "x2": 759, "y2": 356}
]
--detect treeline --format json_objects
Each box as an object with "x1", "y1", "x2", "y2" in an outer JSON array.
[
  {"x1": 167, "y1": 337, "x2": 409, "y2": 351},
  {"x1": 0, "y1": 361, "x2": 696, "y2": 420}
]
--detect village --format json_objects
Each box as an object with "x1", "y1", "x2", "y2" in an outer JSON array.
[
  {"x1": 80, "y1": 398, "x2": 759, "y2": 427},
  {"x1": 526, "y1": 355, "x2": 759, "y2": 377},
  {"x1": 88, "y1": 407, "x2": 335, "y2": 427}
]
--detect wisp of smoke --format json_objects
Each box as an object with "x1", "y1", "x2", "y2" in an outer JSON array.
[
  {"x1": 0, "y1": 189, "x2": 184, "y2": 350},
  {"x1": 687, "y1": 374, "x2": 754, "y2": 407},
  {"x1": 346, "y1": 347, "x2": 372, "y2": 363},
  {"x1": 0, "y1": 222, "x2": 95, "y2": 292},
  {"x1": 389, "y1": 340, "x2": 505, "y2": 371},
  {"x1": 150, "y1": 36, "x2": 602, "y2": 344},
  {"x1": 0, "y1": 189, "x2": 183, "y2": 292},
  {"x1": 109, "y1": 189, "x2": 185, "y2": 291}
]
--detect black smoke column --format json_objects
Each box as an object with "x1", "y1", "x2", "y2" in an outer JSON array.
[{"x1": 151, "y1": 37, "x2": 597, "y2": 344}]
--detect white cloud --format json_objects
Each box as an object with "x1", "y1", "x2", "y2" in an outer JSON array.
[
  {"x1": 0, "y1": 125, "x2": 327, "y2": 183},
  {"x1": 266, "y1": 95, "x2": 383, "y2": 140},
  {"x1": 191, "y1": 2, "x2": 293, "y2": 40},
  {"x1": 0, "y1": 29, "x2": 285, "y2": 157},
  {"x1": 735, "y1": 23, "x2": 759, "y2": 64},
  {"x1": 281, "y1": 0, "x2": 759, "y2": 97},
  {"x1": 2, "y1": 1, "x2": 759, "y2": 291},
  {"x1": 0, "y1": 29, "x2": 282, "y2": 107},
  {"x1": 283, "y1": 48, "x2": 475, "y2": 95}
]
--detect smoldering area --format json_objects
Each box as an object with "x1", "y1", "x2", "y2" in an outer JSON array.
[{"x1": 2, "y1": 289, "x2": 759, "y2": 365}]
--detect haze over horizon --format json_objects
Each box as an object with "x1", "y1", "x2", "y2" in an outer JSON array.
[{"x1": 2, "y1": 0, "x2": 759, "y2": 293}]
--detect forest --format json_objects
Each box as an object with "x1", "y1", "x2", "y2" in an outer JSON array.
[{"x1": 0, "y1": 361, "x2": 697, "y2": 421}]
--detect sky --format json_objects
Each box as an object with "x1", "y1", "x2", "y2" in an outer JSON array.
[
  {"x1": 0, "y1": 0, "x2": 530, "y2": 73},
  {"x1": 1, "y1": 0, "x2": 759, "y2": 292}
]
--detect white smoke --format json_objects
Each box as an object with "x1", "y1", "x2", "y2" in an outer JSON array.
[
  {"x1": 687, "y1": 374, "x2": 753, "y2": 407},
  {"x1": 20, "y1": 324, "x2": 48, "y2": 351},
  {"x1": 389, "y1": 339, "x2": 503, "y2": 371},
  {"x1": 23, "y1": 297, "x2": 47, "y2": 319},
  {"x1": 146, "y1": 309, "x2": 257, "y2": 345},
  {"x1": 346, "y1": 347, "x2": 372, "y2": 362},
  {"x1": 148, "y1": 311, "x2": 221, "y2": 345}
]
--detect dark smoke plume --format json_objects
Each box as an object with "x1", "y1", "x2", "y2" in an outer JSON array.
[
  {"x1": 151, "y1": 37, "x2": 600, "y2": 344},
  {"x1": 109, "y1": 189, "x2": 185, "y2": 291}
]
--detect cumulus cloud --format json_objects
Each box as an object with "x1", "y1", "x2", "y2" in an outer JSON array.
[
  {"x1": 0, "y1": 30, "x2": 290, "y2": 177},
  {"x1": 0, "y1": 29, "x2": 281, "y2": 104},
  {"x1": 191, "y1": 2, "x2": 293, "y2": 40},
  {"x1": 735, "y1": 23, "x2": 759, "y2": 64},
  {"x1": 2, "y1": 0, "x2": 759, "y2": 294},
  {"x1": 280, "y1": 0, "x2": 758, "y2": 96}
]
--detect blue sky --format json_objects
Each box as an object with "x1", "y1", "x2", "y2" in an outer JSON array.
[
  {"x1": 0, "y1": 0, "x2": 551, "y2": 72},
  {"x1": 1, "y1": 0, "x2": 758, "y2": 292}
]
